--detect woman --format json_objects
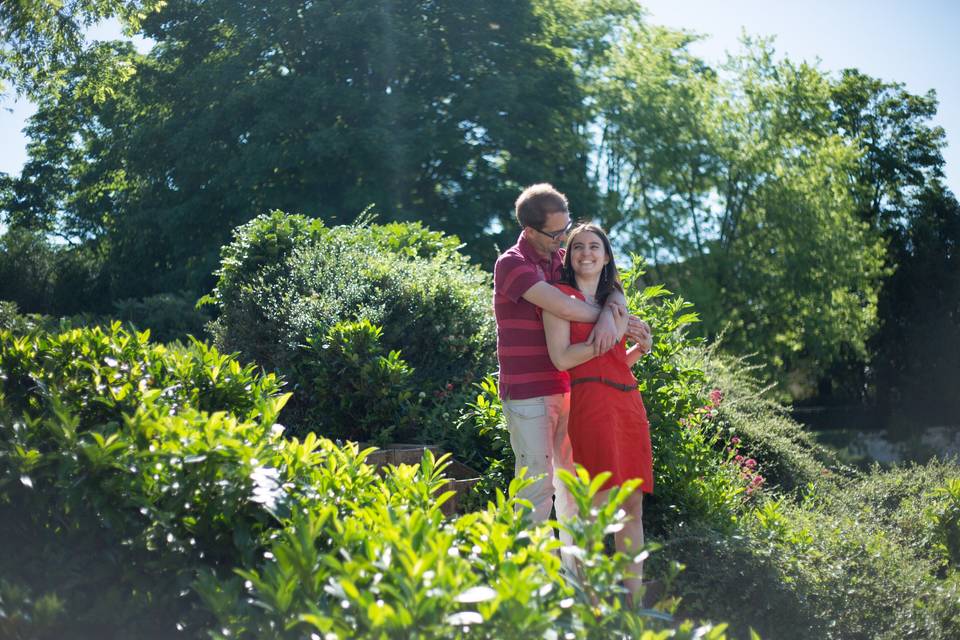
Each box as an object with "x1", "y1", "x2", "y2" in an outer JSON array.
[{"x1": 541, "y1": 223, "x2": 653, "y2": 600}]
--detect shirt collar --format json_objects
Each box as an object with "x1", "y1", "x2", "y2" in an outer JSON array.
[{"x1": 517, "y1": 231, "x2": 559, "y2": 267}]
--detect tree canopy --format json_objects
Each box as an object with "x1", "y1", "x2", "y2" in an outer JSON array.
[{"x1": 1, "y1": 0, "x2": 957, "y2": 410}]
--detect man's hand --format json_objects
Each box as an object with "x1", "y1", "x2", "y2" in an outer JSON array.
[{"x1": 587, "y1": 306, "x2": 619, "y2": 355}]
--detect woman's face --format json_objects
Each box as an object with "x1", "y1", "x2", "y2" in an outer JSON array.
[{"x1": 568, "y1": 230, "x2": 609, "y2": 278}]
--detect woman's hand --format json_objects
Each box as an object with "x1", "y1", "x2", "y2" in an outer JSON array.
[{"x1": 625, "y1": 316, "x2": 651, "y2": 344}]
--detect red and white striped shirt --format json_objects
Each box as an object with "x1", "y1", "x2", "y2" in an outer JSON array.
[{"x1": 493, "y1": 233, "x2": 570, "y2": 400}]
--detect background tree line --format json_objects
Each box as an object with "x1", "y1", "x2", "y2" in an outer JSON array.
[{"x1": 1, "y1": 0, "x2": 957, "y2": 423}]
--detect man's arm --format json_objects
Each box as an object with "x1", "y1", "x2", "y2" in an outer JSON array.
[
  {"x1": 523, "y1": 281, "x2": 623, "y2": 354},
  {"x1": 522, "y1": 281, "x2": 601, "y2": 323}
]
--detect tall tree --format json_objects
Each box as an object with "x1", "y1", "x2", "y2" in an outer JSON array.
[
  {"x1": 591, "y1": 33, "x2": 886, "y2": 394},
  {"x1": 3, "y1": 0, "x2": 607, "y2": 301},
  {"x1": 872, "y1": 183, "x2": 960, "y2": 423},
  {"x1": 830, "y1": 69, "x2": 946, "y2": 228},
  {"x1": 830, "y1": 70, "x2": 958, "y2": 415}
]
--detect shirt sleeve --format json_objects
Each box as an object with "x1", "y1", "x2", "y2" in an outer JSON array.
[{"x1": 494, "y1": 254, "x2": 543, "y2": 304}]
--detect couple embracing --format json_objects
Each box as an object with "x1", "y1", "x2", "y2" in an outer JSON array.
[{"x1": 493, "y1": 183, "x2": 654, "y2": 599}]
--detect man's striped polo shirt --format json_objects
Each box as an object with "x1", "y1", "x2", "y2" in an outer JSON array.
[{"x1": 493, "y1": 233, "x2": 570, "y2": 400}]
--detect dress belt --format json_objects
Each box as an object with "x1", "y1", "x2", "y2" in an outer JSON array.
[{"x1": 570, "y1": 377, "x2": 636, "y2": 392}]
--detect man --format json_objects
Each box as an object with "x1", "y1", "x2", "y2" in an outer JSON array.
[{"x1": 493, "y1": 183, "x2": 650, "y2": 535}]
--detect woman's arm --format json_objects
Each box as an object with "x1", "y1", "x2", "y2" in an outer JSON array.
[
  {"x1": 543, "y1": 310, "x2": 597, "y2": 371},
  {"x1": 625, "y1": 343, "x2": 645, "y2": 367},
  {"x1": 624, "y1": 329, "x2": 653, "y2": 367}
]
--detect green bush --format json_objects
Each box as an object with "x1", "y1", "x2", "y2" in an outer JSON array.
[
  {"x1": 296, "y1": 318, "x2": 419, "y2": 444},
  {"x1": 929, "y1": 477, "x2": 960, "y2": 569},
  {"x1": 0, "y1": 324, "x2": 727, "y2": 638},
  {"x1": 620, "y1": 261, "x2": 753, "y2": 534},
  {"x1": 205, "y1": 210, "x2": 496, "y2": 451},
  {"x1": 698, "y1": 348, "x2": 840, "y2": 494},
  {"x1": 0, "y1": 323, "x2": 286, "y2": 636},
  {"x1": 112, "y1": 291, "x2": 212, "y2": 343},
  {"x1": 0, "y1": 301, "x2": 46, "y2": 334},
  {"x1": 668, "y1": 461, "x2": 960, "y2": 639}
]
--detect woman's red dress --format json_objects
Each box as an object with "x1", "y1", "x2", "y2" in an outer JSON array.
[{"x1": 555, "y1": 284, "x2": 654, "y2": 493}]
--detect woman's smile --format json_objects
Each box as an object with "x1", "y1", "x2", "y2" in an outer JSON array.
[{"x1": 570, "y1": 231, "x2": 608, "y2": 276}]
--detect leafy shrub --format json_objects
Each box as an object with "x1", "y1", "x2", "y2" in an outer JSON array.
[
  {"x1": 668, "y1": 460, "x2": 960, "y2": 639},
  {"x1": 296, "y1": 318, "x2": 418, "y2": 444},
  {"x1": 0, "y1": 324, "x2": 727, "y2": 639},
  {"x1": 112, "y1": 291, "x2": 212, "y2": 343},
  {"x1": 0, "y1": 301, "x2": 47, "y2": 334},
  {"x1": 620, "y1": 261, "x2": 752, "y2": 534},
  {"x1": 205, "y1": 210, "x2": 496, "y2": 450},
  {"x1": 929, "y1": 477, "x2": 960, "y2": 569},
  {"x1": 0, "y1": 324, "x2": 285, "y2": 636},
  {"x1": 698, "y1": 348, "x2": 840, "y2": 493},
  {"x1": 0, "y1": 579, "x2": 67, "y2": 640}
]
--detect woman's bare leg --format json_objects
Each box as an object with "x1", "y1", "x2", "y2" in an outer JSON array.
[{"x1": 614, "y1": 491, "x2": 645, "y2": 600}]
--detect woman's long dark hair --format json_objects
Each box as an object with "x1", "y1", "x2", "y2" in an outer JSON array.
[{"x1": 560, "y1": 223, "x2": 623, "y2": 306}]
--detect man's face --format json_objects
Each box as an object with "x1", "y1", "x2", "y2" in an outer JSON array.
[{"x1": 524, "y1": 211, "x2": 572, "y2": 259}]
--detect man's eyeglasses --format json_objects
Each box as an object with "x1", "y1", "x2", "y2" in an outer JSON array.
[{"x1": 530, "y1": 219, "x2": 575, "y2": 240}]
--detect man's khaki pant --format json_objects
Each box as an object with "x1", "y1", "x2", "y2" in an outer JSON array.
[{"x1": 503, "y1": 393, "x2": 578, "y2": 568}]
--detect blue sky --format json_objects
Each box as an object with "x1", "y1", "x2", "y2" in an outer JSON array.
[
  {"x1": 640, "y1": 0, "x2": 959, "y2": 194},
  {"x1": 2, "y1": 2, "x2": 958, "y2": 195}
]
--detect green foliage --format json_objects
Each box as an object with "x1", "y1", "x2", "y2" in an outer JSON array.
[
  {"x1": 590, "y1": 29, "x2": 887, "y2": 396},
  {"x1": 619, "y1": 259, "x2": 749, "y2": 533},
  {"x1": 3, "y1": 0, "x2": 603, "y2": 301},
  {"x1": 0, "y1": 323, "x2": 727, "y2": 639},
  {"x1": 698, "y1": 347, "x2": 840, "y2": 493},
  {"x1": 297, "y1": 319, "x2": 418, "y2": 444},
  {"x1": 0, "y1": 301, "x2": 43, "y2": 334},
  {"x1": 0, "y1": 323, "x2": 286, "y2": 636},
  {"x1": 453, "y1": 375, "x2": 514, "y2": 507},
  {"x1": 927, "y1": 477, "x2": 960, "y2": 570},
  {"x1": 872, "y1": 184, "x2": 960, "y2": 425},
  {"x1": 668, "y1": 461, "x2": 960, "y2": 639},
  {"x1": 208, "y1": 211, "x2": 496, "y2": 451},
  {"x1": 0, "y1": 579, "x2": 67, "y2": 640},
  {"x1": 112, "y1": 291, "x2": 211, "y2": 344},
  {"x1": 0, "y1": 227, "x2": 109, "y2": 316},
  {"x1": 0, "y1": 0, "x2": 164, "y2": 97}
]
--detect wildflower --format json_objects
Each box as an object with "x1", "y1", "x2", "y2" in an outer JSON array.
[
  {"x1": 730, "y1": 436, "x2": 741, "y2": 445},
  {"x1": 734, "y1": 454, "x2": 744, "y2": 464},
  {"x1": 752, "y1": 475, "x2": 764, "y2": 485},
  {"x1": 446, "y1": 383, "x2": 454, "y2": 391},
  {"x1": 709, "y1": 388, "x2": 724, "y2": 406},
  {"x1": 744, "y1": 458, "x2": 757, "y2": 469}
]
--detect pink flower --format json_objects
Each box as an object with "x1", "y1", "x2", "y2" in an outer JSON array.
[
  {"x1": 734, "y1": 455, "x2": 744, "y2": 464},
  {"x1": 709, "y1": 388, "x2": 724, "y2": 406},
  {"x1": 744, "y1": 458, "x2": 757, "y2": 469},
  {"x1": 752, "y1": 475, "x2": 764, "y2": 485},
  {"x1": 730, "y1": 436, "x2": 741, "y2": 445}
]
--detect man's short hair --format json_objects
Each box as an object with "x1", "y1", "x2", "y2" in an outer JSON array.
[{"x1": 515, "y1": 183, "x2": 569, "y2": 229}]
